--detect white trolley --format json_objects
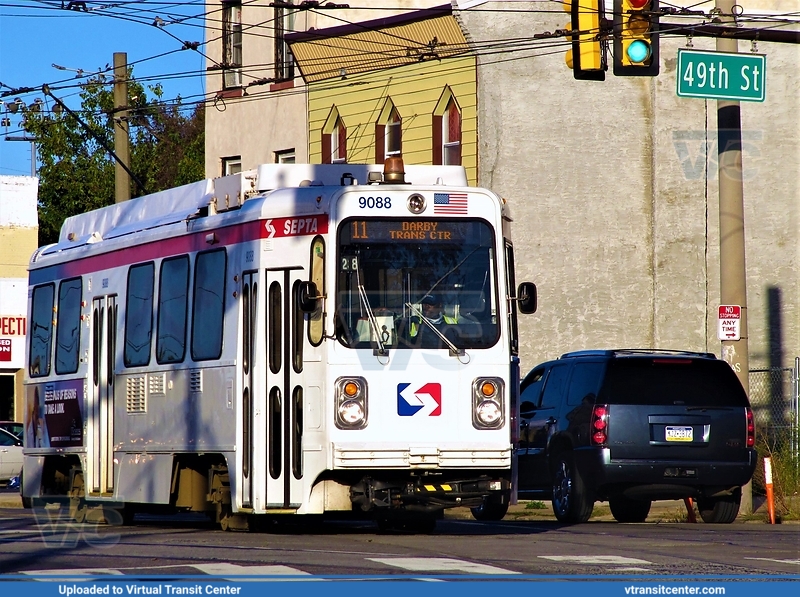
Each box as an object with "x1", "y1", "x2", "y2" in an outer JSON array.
[{"x1": 22, "y1": 158, "x2": 536, "y2": 530}]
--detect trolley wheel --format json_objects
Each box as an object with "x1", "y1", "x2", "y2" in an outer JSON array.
[
  {"x1": 69, "y1": 470, "x2": 87, "y2": 523},
  {"x1": 470, "y1": 495, "x2": 510, "y2": 521},
  {"x1": 70, "y1": 497, "x2": 87, "y2": 523},
  {"x1": 218, "y1": 504, "x2": 250, "y2": 532}
]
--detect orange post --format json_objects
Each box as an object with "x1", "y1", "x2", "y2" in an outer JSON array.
[
  {"x1": 684, "y1": 497, "x2": 697, "y2": 523},
  {"x1": 764, "y1": 457, "x2": 776, "y2": 524}
]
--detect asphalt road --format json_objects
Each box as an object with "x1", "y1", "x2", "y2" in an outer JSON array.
[{"x1": 0, "y1": 501, "x2": 797, "y2": 579}]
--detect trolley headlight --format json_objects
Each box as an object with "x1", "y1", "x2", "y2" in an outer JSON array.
[
  {"x1": 476, "y1": 400, "x2": 502, "y2": 425},
  {"x1": 473, "y1": 377, "x2": 505, "y2": 429},
  {"x1": 338, "y1": 400, "x2": 365, "y2": 425},
  {"x1": 335, "y1": 377, "x2": 368, "y2": 429}
]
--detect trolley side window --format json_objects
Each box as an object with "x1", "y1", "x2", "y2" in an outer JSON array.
[
  {"x1": 192, "y1": 248, "x2": 227, "y2": 361},
  {"x1": 308, "y1": 235, "x2": 325, "y2": 346},
  {"x1": 55, "y1": 277, "x2": 82, "y2": 375},
  {"x1": 291, "y1": 279, "x2": 303, "y2": 373},
  {"x1": 29, "y1": 283, "x2": 55, "y2": 377},
  {"x1": 504, "y1": 241, "x2": 519, "y2": 356},
  {"x1": 124, "y1": 262, "x2": 155, "y2": 367},
  {"x1": 157, "y1": 255, "x2": 190, "y2": 364}
]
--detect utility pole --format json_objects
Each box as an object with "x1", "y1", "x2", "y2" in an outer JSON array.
[
  {"x1": 113, "y1": 52, "x2": 131, "y2": 203},
  {"x1": 715, "y1": 0, "x2": 751, "y2": 514},
  {"x1": 5, "y1": 135, "x2": 37, "y2": 177}
]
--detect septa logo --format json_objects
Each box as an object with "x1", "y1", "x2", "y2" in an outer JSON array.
[{"x1": 397, "y1": 383, "x2": 441, "y2": 417}]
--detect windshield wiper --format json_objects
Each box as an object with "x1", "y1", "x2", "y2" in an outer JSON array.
[
  {"x1": 358, "y1": 285, "x2": 388, "y2": 356},
  {"x1": 421, "y1": 246, "x2": 480, "y2": 299},
  {"x1": 405, "y1": 302, "x2": 464, "y2": 357}
]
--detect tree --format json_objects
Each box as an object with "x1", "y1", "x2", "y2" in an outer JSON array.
[{"x1": 21, "y1": 71, "x2": 205, "y2": 246}]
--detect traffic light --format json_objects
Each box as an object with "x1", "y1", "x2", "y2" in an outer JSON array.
[
  {"x1": 564, "y1": 0, "x2": 606, "y2": 81},
  {"x1": 613, "y1": 0, "x2": 659, "y2": 76}
]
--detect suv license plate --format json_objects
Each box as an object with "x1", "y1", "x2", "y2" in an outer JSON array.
[{"x1": 665, "y1": 426, "x2": 693, "y2": 442}]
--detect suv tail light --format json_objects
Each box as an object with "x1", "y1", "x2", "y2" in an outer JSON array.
[
  {"x1": 591, "y1": 404, "x2": 609, "y2": 446},
  {"x1": 745, "y1": 407, "x2": 755, "y2": 448}
]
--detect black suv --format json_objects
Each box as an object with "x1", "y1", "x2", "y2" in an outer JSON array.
[{"x1": 516, "y1": 350, "x2": 757, "y2": 524}]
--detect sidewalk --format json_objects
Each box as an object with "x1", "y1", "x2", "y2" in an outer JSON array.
[
  {"x1": 0, "y1": 492, "x2": 791, "y2": 523},
  {"x1": 445, "y1": 497, "x2": 795, "y2": 524}
]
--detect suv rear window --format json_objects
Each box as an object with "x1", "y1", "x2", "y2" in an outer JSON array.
[{"x1": 599, "y1": 358, "x2": 749, "y2": 407}]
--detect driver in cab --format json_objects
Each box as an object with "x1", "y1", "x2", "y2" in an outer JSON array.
[{"x1": 410, "y1": 294, "x2": 459, "y2": 348}]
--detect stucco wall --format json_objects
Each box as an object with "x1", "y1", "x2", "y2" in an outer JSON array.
[{"x1": 458, "y1": 1, "x2": 800, "y2": 372}]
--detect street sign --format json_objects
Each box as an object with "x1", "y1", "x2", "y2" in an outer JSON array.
[
  {"x1": 718, "y1": 305, "x2": 741, "y2": 341},
  {"x1": 677, "y1": 49, "x2": 765, "y2": 102}
]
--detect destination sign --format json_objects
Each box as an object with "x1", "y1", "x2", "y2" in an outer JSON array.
[{"x1": 344, "y1": 219, "x2": 482, "y2": 243}]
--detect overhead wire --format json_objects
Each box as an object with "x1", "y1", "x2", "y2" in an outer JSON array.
[{"x1": 1, "y1": 1, "x2": 799, "y2": 131}]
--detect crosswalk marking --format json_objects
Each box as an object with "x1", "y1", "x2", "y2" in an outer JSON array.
[
  {"x1": 21, "y1": 569, "x2": 123, "y2": 577},
  {"x1": 368, "y1": 557, "x2": 520, "y2": 574},
  {"x1": 190, "y1": 564, "x2": 316, "y2": 580},
  {"x1": 744, "y1": 557, "x2": 800, "y2": 566},
  {"x1": 539, "y1": 555, "x2": 652, "y2": 565}
]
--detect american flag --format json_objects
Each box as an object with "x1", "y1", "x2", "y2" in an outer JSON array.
[{"x1": 433, "y1": 192, "x2": 468, "y2": 214}]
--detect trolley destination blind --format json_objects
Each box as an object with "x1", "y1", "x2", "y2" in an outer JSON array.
[{"x1": 345, "y1": 219, "x2": 481, "y2": 243}]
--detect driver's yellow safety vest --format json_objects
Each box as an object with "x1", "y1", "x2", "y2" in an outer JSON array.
[{"x1": 410, "y1": 315, "x2": 458, "y2": 337}]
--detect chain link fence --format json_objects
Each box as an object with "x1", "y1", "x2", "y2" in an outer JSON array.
[{"x1": 749, "y1": 359, "x2": 799, "y2": 498}]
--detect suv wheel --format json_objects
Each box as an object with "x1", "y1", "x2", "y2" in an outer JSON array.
[
  {"x1": 697, "y1": 490, "x2": 741, "y2": 524},
  {"x1": 551, "y1": 452, "x2": 593, "y2": 523},
  {"x1": 609, "y1": 496, "x2": 652, "y2": 523},
  {"x1": 470, "y1": 495, "x2": 509, "y2": 521}
]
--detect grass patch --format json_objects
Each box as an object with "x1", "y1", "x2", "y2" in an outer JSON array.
[
  {"x1": 524, "y1": 500, "x2": 547, "y2": 510},
  {"x1": 752, "y1": 436, "x2": 800, "y2": 519},
  {"x1": 660, "y1": 507, "x2": 690, "y2": 523}
]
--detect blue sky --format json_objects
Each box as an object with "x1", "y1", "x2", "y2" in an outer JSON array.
[{"x1": 0, "y1": 1, "x2": 208, "y2": 176}]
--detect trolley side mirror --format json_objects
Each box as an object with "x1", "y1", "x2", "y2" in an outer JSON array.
[
  {"x1": 516, "y1": 282, "x2": 537, "y2": 314},
  {"x1": 298, "y1": 281, "x2": 320, "y2": 313}
]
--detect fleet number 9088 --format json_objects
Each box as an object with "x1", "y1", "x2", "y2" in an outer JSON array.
[{"x1": 359, "y1": 196, "x2": 392, "y2": 209}]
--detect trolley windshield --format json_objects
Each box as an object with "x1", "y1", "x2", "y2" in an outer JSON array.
[{"x1": 336, "y1": 218, "x2": 499, "y2": 350}]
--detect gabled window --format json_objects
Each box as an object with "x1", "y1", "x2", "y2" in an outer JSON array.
[
  {"x1": 274, "y1": 1, "x2": 295, "y2": 81},
  {"x1": 222, "y1": 1, "x2": 243, "y2": 89},
  {"x1": 326, "y1": 118, "x2": 346, "y2": 164},
  {"x1": 433, "y1": 90, "x2": 461, "y2": 165},
  {"x1": 442, "y1": 100, "x2": 462, "y2": 165},
  {"x1": 385, "y1": 108, "x2": 402, "y2": 157},
  {"x1": 375, "y1": 100, "x2": 401, "y2": 164},
  {"x1": 322, "y1": 108, "x2": 346, "y2": 164}
]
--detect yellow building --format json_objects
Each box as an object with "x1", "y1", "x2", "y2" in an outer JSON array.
[{"x1": 288, "y1": 8, "x2": 478, "y2": 185}]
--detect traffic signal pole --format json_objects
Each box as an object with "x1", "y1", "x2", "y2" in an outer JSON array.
[{"x1": 715, "y1": 0, "x2": 751, "y2": 514}]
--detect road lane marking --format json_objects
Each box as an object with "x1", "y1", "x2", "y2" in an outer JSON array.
[
  {"x1": 539, "y1": 555, "x2": 652, "y2": 565},
  {"x1": 368, "y1": 557, "x2": 520, "y2": 574}
]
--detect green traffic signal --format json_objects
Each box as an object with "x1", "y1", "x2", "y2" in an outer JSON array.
[
  {"x1": 613, "y1": 0, "x2": 659, "y2": 76},
  {"x1": 627, "y1": 39, "x2": 651, "y2": 63}
]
